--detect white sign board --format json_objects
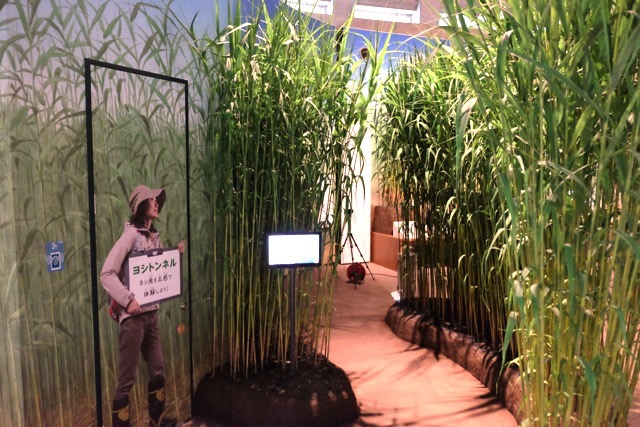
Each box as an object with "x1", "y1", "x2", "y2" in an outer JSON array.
[
  {"x1": 266, "y1": 232, "x2": 322, "y2": 268},
  {"x1": 124, "y1": 247, "x2": 182, "y2": 307}
]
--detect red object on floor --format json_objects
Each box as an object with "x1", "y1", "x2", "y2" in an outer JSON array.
[{"x1": 346, "y1": 263, "x2": 366, "y2": 283}]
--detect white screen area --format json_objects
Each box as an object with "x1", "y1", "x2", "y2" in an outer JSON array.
[{"x1": 267, "y1": 233, "x2": 321, "y2": 267}]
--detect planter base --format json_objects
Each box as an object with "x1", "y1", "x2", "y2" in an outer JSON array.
[
  {"x1": 193, "y1": 355, "x2": 358, "y2": 427},
  {"x1": 385, "y1": 303, "x2": 523, "y2": 423}
]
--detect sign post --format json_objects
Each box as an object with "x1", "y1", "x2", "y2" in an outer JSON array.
[
  {"x1": 289, "y1": 266, "x2": 297, "y2": 373},
  {"x1": 266, "y1": 232, "x2": 322, "y2": 374}
]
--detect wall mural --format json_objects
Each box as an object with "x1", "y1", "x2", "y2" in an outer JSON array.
[{"x1": 0, "y1": 1, "x2": 220, "y2": 425}]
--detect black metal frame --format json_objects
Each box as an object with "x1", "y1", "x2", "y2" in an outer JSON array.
[{"x1": 84, "y1": 58, "x2": 191, "y2": 426}]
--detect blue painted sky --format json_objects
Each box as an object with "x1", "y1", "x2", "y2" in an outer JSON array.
[{"x1": 132, "y1": 0, "x2": 233, "y2": 37}]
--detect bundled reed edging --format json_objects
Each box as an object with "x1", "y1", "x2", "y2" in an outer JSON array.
[{"x1": 385, "y1": 304, "x2": 523, "y2": 423}]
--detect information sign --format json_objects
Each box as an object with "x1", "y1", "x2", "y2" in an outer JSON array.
[
  {"x1": 124, "y1": 247, "x2": 182, "y2": 307},
  {"x1": 46, "y1": 241, "x2": 65, "y2": 273}
]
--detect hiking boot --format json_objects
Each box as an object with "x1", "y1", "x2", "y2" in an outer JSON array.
[
  {"x1": 112, "y1": 397, "x2": 130, "y2": 427},
  {"x1": 148, "y1": 376, "x2": 177, "y2": 427}
]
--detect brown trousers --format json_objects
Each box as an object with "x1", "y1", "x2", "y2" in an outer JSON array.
[{"x1": 113, "y1": 310, "x2": 165, "y2": 402}]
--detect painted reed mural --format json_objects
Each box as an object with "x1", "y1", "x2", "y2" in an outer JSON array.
[{"x1": 0, "y1": 0, "x2": 217, "y2": 425}]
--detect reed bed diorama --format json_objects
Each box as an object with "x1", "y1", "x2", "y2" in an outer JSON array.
[
  {"x1": 377, "y1": 0, "x2": 640, "y2": 424},
  {"x1": 374, "y1": 43, "x2": 509, "y2": 352},
  {"x1": 0, "y1": 0, "x2": 215, "y2": 425},
  {"x1": 188, "y1": 3, "x2": 384, "y2": 377}
]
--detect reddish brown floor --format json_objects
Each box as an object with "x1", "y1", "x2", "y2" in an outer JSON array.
[
  {"x1": 330, "y1": 262, "x2": 517, "y2": 427},
  {"x1": 631, "y1": 378, "x2": 640, "y2": 426},
  {"x1": 331, "y1": 262, "x2": 640, "y2": 427}
]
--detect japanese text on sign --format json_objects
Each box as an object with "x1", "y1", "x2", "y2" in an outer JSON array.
[{"x1": 124, "y1": 247, "x2": 182, "y2": 307}]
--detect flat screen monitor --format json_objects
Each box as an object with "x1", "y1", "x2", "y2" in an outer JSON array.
[{"x1": 266, "y1": 232, "x2": 322, "y2": 268}]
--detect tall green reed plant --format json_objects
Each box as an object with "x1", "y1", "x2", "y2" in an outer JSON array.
[
  {"x1": 443, "y1": 0, "x2": 640, "y2": 424},
  {"x1": 374, "y1": 47, "x2": 459, "y2": 308},
  {"x1": 189, "y1": 2, "x2": 384, "y2": 376},
  {"x1": 374, "y1": 43, "x2": 509, "y2": 352}
]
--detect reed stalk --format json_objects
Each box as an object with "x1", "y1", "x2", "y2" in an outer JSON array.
[
  {"x1": 189, "y1": 1, "x2": 383, "y2": 376},
  {"x1": 374, "y1": 42, "x2": 509, "y2": 351},
  {"x1": 442, "y1": 0, "x2": 640, "y2": 424}
]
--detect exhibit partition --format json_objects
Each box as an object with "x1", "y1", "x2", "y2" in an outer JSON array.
[{"x1": 84, "y1": 58, "x2": 192, "y2": 425}]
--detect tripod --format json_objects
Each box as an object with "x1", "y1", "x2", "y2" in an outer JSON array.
[{"x1": 340, "y1": 209, "x2": 375, "y2": 284}]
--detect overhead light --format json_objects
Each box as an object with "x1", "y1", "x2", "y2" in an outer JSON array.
[
  {"x1": 284, "y1": 0, "x2": 334, "y2": 15},
  {"x1": 354, "y1": 4, "x2": 420, "y2": 24}
]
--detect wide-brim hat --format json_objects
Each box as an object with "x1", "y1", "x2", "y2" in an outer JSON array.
[{"x1": 128, "y1": 185, "x2": 166, "y2": 214}]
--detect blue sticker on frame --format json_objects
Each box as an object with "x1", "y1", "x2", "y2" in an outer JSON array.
[{"x1": 46, "y1": 241, "x2": 65, "y2": 273}]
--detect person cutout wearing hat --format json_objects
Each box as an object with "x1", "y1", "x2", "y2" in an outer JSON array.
[{"x1": 101, "y1": 185, "x2": 185, "y2": 427}]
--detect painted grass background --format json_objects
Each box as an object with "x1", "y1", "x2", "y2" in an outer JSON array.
[{"x1": 0, "y1": 0, "x2": 217, "y2": 425}]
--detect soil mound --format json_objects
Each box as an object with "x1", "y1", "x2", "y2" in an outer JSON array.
[{"x1": 193, "y1": 355, "x2": 358, "y2": 427}]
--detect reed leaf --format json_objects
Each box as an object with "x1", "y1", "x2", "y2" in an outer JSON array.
[{"x1": 442, "y1": 0, "x2": 640, "y2": 424}]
